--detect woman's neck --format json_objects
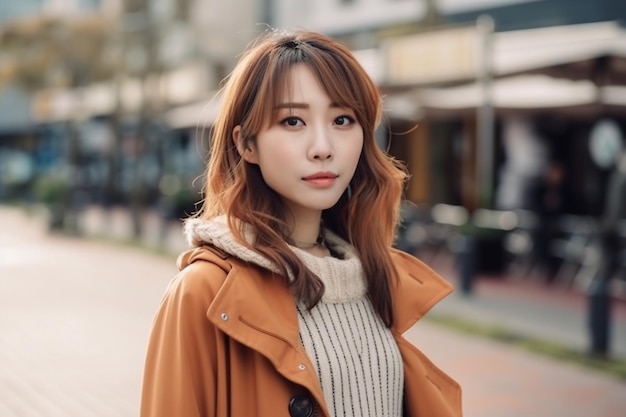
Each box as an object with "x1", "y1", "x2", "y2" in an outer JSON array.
[
  {"x1": 288, "y1": 212, "x2": 328, "y2": 256},
  {"x1": 288, "y1": 211, "x2": 322, "y2": 244}
]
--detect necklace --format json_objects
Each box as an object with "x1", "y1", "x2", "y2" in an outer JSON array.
[{"x1": 292, "y1": 228, "x2": 326, "y2": 250}]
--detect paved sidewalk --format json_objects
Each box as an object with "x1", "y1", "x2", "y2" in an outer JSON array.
[
  {"x1": 1, "y1": 205, "x2": 625, "y2": 417},
  {"x1": 427, "y1": 256, "x2": 626, "y2": 361},
  {"x1": 0, "y1": 207, "x2": 179, "y2": 417}
]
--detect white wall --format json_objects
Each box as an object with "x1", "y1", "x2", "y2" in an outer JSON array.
[
  {"x1": 272, "y1": 0, "x2": 425, "y2": 35},
  {"x1": 271, "y1": 0, "x2": 542, "y2": 36},
  {"x1": 437, "y1": 0, "x2": 542, "y2": 14}
]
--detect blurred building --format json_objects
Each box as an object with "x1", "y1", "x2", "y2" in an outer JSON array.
[
  {"x1": 0, "y1": 0, "x2": 262, "y2": 207},
  {"x1": 1, "y1": 0, "x2": 625, "y2": 221}
]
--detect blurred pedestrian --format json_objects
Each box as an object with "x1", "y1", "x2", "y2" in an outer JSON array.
[
  {"x1": 140, "y1": 29, "x2": 461, "y2": 417},
  {"x1": 531, "y1": 159, "x2": 567, "y2": 280}
]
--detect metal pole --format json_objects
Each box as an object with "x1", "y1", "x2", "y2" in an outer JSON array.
[
  {"x1": 476, "y1": 15, "x2": 495, "y2": 209},
  {"x1": 588, "y1": 151, "x2": 626, "y2": 357}
]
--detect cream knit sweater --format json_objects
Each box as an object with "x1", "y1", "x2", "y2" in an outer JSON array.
[{"x1": 185, "y1": 217, "x2": 404, "y2": 417}]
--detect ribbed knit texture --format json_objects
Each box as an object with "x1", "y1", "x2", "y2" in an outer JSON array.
[
  {"x1": 185, "y1": 217, "x2": 404, "y2": 416},
  {"x1": 297, "y1": 299, "x2": 403, "y2": 417}
]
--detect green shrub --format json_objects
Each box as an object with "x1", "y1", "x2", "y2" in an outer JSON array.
[{"x1": 33, "y1": 175, "x2": 69, "y2": 205}]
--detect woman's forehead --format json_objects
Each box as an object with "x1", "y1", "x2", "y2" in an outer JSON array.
[
  {"x1": 277, "y1": 65, "x2": 323, "y2": 100},
  {"x1": 273, "y1": 63, "x2": 353, "y2": 108}
]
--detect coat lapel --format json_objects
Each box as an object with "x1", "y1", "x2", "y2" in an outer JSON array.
[
  {"x1": 389, "y1": 249, "x2": 454, "y2": 335},
  {"x1": 204, "y1": 248, "x2": 454, "y2": 361}
]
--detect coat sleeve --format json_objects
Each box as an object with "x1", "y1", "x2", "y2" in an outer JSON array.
[{"x1": 140, "y1": 261, "x2": 227, "y2": 417}]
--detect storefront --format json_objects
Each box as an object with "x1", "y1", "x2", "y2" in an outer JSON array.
[{"x1": 375, "y1": 20, "x2": 626, "y2": 217}]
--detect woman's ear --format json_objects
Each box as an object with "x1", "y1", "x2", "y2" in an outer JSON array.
[{"x1": 232, "y1": 125, "x2": 258, "y2": 164}]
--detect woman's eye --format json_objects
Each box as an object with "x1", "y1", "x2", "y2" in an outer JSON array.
[
  {"x1": 281, "y1": 116, "x2": 303, "y2": 127},
  {"x1": 335, "y1": 115, "x2": 355, "y2": 126}
]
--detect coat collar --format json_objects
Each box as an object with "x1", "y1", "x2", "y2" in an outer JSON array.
[
  {"x1": 197, "y1": 245, "x2": 453, "y2": 346},
  {"x1": 388, "y1": 249, "x2": 454, "y2": 334}
]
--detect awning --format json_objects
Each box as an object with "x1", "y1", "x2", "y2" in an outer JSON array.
[
  {"x1": 493, "y1": 21, "x2": 626, "y2": 84},
  {"x1": 383, "y1": 75, "x2": 626, "y2": 119},
  {"x1": 164, "y1": 93, "x2": 221, "y2": 130},
  {"x1": 30, "y1": 63, "x2": 209, "y2": 123},
  {"x1": 416, "y1": 75, "x2": 622, "y2": 110}
]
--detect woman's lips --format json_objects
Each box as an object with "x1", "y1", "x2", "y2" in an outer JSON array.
[{"x1": 302, "y1": 172, "x2": 338, "y2": 187}]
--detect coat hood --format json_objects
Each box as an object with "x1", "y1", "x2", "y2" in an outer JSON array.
[{"x1": 183, "y1": 216, "x2": 278, "y2": 273}]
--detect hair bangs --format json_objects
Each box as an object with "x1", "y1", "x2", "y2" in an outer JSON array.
[
  {"x1": 242, "y1": 43, "x2": 312, "y2": 135},
  {"x1": 302, "y1": 43, "x2": 376, "y2": 130},
  {"x1": 242, "y1": 35, "x2": 379, "y2": 138}
]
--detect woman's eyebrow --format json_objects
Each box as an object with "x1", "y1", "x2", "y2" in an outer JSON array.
[
  {"x1": 274, "y1": 102, "x2": 345, "y2": 109},
  {"x1": 275, "y1": 102, "x2": 308, "y2": 109}
]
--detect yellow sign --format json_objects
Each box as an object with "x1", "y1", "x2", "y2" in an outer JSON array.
[{"x1": 384, "y1": 26, "x2": 478, "y2": 86}]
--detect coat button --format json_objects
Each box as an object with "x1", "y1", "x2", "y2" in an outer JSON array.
[{"x1": 288, "y1": 393, "x2": 314, "y2": 417}]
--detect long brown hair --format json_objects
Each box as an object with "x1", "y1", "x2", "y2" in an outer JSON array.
[{"x1": 198, "y1": 29, "x2": 407, "y2": 327}]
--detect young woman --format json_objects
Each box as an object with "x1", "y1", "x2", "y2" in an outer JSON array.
[{"x1": 141, "y1": 29, "x2": 462, "y2": 417}]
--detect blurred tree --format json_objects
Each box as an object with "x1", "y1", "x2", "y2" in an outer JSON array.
[
  {"x1": 174, "y1": 0, "x2": 191, "y2": 20},
  {"x1": 0, "y1": 13, "x2": 116, "y2": 233},
  {"x1": 119, "y1": 0, "x2": 194, "y2": 239},
  {"x1": 0, "y1": 14, "x2": 114, "y2": 92},
  {"x1": 118, "y1": 0, "x2": 159, "y2": 239}
]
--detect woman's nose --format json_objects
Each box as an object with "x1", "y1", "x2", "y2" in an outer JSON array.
[{"x1": 308, "y1": 125, "x2": 333, "y2": 160}]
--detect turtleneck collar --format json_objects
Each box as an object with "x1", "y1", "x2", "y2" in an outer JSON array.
[{"x1": 184, "y1": 216, "x2": 367, "y2": 303}]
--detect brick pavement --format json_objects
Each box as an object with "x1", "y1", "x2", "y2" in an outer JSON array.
[{"x1": 1, "y1": 205, "x2": 625, "y2": 417}]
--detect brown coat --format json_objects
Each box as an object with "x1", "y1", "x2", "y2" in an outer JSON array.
[{"x1": 140, "y1": 246, "x2": 462, "y2": 417}]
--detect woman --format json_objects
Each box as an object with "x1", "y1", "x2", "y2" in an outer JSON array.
[{"x1": 141, "y1": 29, "x2": 462, "y2": 417}]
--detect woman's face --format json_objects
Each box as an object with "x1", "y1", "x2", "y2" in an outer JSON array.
[{"x1": 238, "y1": 64, "x2": 363, "y2": 220}]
